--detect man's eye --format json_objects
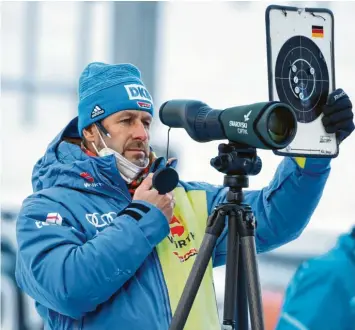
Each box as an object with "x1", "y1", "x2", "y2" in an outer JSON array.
[
  {"x1": 120, "y1": 118, "x2": 131, "y2": 123},
  {"x1": 144, "y1": 121, "x2": 151, "y2": 127}
]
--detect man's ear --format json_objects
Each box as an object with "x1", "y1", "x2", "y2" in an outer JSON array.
[{"x1": 82, "y1": 124, "x2": 96, "y2": 142}]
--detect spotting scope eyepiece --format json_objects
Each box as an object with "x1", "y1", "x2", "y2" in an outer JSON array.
[{"x1": 159, "y1": 99, "x2": 297, "y2": 150}]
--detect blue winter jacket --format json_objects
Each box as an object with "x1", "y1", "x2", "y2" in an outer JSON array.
[
  {"x1": 276, "y1": 232, "x2": 355, "y2": 330},
  {"x1": 15, "y1": 117, "x2": 331, "y2": 330}
]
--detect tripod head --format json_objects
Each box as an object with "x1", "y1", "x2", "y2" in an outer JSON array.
[{"x1": 210, "y1": 143, "x2": 262, "y2": 203}]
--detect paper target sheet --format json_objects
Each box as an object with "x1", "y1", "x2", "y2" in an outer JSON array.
[{"x1": 266, "y1": 5, "x2": 338, "y2": 158}]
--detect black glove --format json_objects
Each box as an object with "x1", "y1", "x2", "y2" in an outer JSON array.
[{"x1": 321, "y1": 88, "x2": 354, "y2": 143}]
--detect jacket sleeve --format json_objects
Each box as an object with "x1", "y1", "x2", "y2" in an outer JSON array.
[
  {"x1": 15, "y1": 195, "x2": 169, "y2": 319},
  {"x1": 275, "y1": 260, "x2": 348, "y2": 330},
  {"x1": 206, "y1": 157, "x2": 331, "y2": 267}
]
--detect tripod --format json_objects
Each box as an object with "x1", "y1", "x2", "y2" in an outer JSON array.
[{"x1": 169, "y1": 143, "x2": 265, "y2": 330}]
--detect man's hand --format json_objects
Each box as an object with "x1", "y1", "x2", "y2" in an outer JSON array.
[
  {"x1": 133, "y1": 173, "x2": 175, "y2": 221},
  {"x1": 322, "y1": 88, "x2": 354, "y2": 143}
]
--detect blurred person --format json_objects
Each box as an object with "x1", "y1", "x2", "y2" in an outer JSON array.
[
  {"x1": 15, "y1": 62, "x2": 354, "y2": 330},
  {"x1": 276, "y1": 226, "x2": 355, "y2": 330}
]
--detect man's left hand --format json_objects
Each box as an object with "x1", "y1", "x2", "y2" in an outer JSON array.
[{"x1": 322, "y1": 88, "x2": 354, "y2": 143}]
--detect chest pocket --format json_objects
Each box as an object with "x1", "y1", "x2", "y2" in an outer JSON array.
[{"x1": 155, "y1": 187, "x2": 221, "y2": 330}]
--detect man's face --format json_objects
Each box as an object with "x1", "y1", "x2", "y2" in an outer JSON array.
[{"x1": 98, "y1": 110, "x2": 152, "y2": 166}]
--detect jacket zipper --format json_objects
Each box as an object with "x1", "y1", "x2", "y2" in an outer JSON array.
[
  {"x1": 152, "y1": 249, "x2": 172, "y2": 328},
  {"x1": 95, "y1": 171, "x2": 131, "y2": 203}
]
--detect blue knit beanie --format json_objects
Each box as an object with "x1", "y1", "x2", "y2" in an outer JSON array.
[{"x1": 77, "y1": 62, "x2": 154, "y2": 136}]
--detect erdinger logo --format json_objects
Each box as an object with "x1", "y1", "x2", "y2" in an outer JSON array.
[
  {"x1": 169, "y1": 215, "x2": 185, "y2": 237},
  {"x1": 168, "y1": 215, "x2": 197, "y2": 262}
]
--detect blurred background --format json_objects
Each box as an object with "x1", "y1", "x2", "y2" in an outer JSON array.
[{"x1": 1, "y1": 1, "x2": 354, "y2": 329}]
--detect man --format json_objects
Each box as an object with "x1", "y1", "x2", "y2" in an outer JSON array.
[
  {"x1": 276, "y1": 226, "x2": 355, "y2": 330},
  {"x1": 15, "y1": 62, "x2": 354, "y2": 330}
]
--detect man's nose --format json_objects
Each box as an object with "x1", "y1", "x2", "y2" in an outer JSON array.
[{"x1": 132, "y1": 121, "x2": 148, "y2": 141}]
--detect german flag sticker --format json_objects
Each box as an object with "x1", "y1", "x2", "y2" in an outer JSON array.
[{"x1": 312, "y1": 25, "x2": 324, "y2": 38}]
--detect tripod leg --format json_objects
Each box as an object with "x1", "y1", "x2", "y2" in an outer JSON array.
[
  {"x1": 222, "y1": 212, "x2": 239, "y2": 329},
  {"x1": 238, "y1": 209, "x2": 265, "y2": 330},
  {"x1": 236, "y1": 250, "x2": 249, "y2": 330},
  {"x1": 169, "y1": 208, "x2": 226, "y2": 330}
]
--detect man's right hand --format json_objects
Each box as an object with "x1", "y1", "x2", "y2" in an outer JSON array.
[{"x1": 133, "y1": 173, "x2": 175, "y2": 221}]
